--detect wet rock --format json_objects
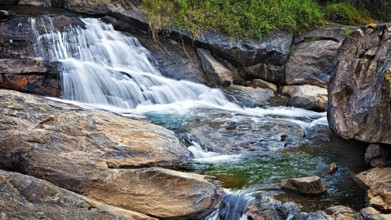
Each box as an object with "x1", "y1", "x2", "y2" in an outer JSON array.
[
  {"x1": 298, "y1": 211, "x2": 332, "y2": 220},
  {"x1": 188, "y1": 114, "x2": 305, "y2": 155},
  {"x1": 0, "y1": 170, "x2": 155, "y2": 220},
  {"x1": 104, "y1": 15, "x2": 209, "y2": 84},
  {"x1": 355, "y1": 168, "x2": 391, "y2": 211},
  {"x1": 281, "y1": 85, "x2": 328, "y2": 111},
  {"x1": 281, "y1": 176, "x2": 328, "y2": 196},
  {"x1": 223, "y1": 85, "x2": 274, "y2": 107},
  {"x1": 197, "y1": 48, "x2": 233, "y2": 87},
  {"x1": 326, "y1": 162, "x2": 338, "y2": 174},
  {"x1": 365, "y1": 144, "x2": 391, "y2": 168},
  {"x1": 250, "y1": 78, "x2": 277, "y2": 93},
  {"x1": 360, "y1": 207, "x2": 391, "y2": 220},
  {"x1": 0, "y1": 89, "x2": 219, "y2": 218},
  {"x1": 0, "y1": 58, "x2": 61, "y2": 96},
  {"x1": 18, "y1": 0, "x2": 52, "y2": 7},
  {"x1": 248, "y1": 196, "x2": 300, "y2": 220},
  {"x1": 328, "y1": 24, "x2": 391, "y2": 144},
  {"x1": 325, "y1": 206, "x2": 363, "y2": 220},
  {"x1": 241, "y1": 62, "x2": 285, "y2": 85},
  {"x1": 196, "y1": 31, "x2": 292, "y2": 67},
  {"x1": 285, "y1": 40, "x2": 340, "y2": 87}
]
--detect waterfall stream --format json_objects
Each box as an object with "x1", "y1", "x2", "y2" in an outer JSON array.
[{"x1": 29, "y1": 16, "x2": 366, "y2": 218}]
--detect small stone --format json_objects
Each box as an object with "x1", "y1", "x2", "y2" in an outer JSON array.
[
  {"x1": 281, "y1": 176, "x2": 327, "y2": 196},
  {"x1": 326, "y1": 162, "x2": 338, "y2": 174}
]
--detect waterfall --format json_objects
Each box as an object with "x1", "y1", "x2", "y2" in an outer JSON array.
[{"x1": 30, "y1": 17, "x2": 233, "y2": 110}]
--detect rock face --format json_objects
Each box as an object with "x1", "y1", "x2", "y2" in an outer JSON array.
[
  {"x1": 281, "y1": 176, "x2": 328, "y2": 196},
  {"x1": 0, "y1": 170, "x2": 155, "y2": 220},
  {"x1": 360, "y1": 207, "x2": 391, "y2": 220},
  {"x1": 328, "y1": 24, "x2": 391, "y2": 144},
  {"x1": 0, "y1": 89, "x2": 219, "y2": 218},
  {"x1": 355, "y1": 167, "x2": 391, "y2": 211},
  {"x1": 285, "y1": 25, "x2": 349, "y2": 87},
  {"x1": 223, "y1": 85, "x2": 274, "y2": 107},
  {"x1": 281, "y1": 85, "x2": 328, "y2": 111}
]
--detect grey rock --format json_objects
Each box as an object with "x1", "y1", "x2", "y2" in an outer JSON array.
[
  {"x1": 325, "y1": 206, "x2": 363, "y2": 220},
  {"x1": 360, "y1": 207, "x2": 391, "y2": 220},
  {"x1": 196, "y1": 31, "x2": 293, "y2": 66},
  {"x1": 250, "y1": 78, "x2": 277, "y2": 93},
  {"x1": 326, "y1": 162, "x2": 338, "y2": 174},
  {"x1": 223, "y1": 85, "x2": 274, "y2": 107},
  {"x1": 197, "y1": 48, "x2": 233, "y2": 87},
  {"x1": 285, "y1": 40, "x2": 340, "y2": 87},
  {"x1": 281, "y1": 85, "x2": 328, "y2": 111},
  {"x1": 241, "y1": 62, "x2": 285, "y2": 84},
  {"x1": 328, "y1": 24, "x2": 391, "y2": 144},
  {"x1": 365, "y1": 144, "x2": 391, "y2": 168},
  {"x1": 18, "y1": 0, "x2": 52, "y2": 7}
]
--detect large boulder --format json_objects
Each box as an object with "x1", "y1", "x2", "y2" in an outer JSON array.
[
  {"x1": 223, "y1": 85, "x2": 274, "y2": 107},
  {"x1": 0, "y1": 89, "x2": 219, "y2": 218},
  {"x1": 285, "y1": 25, "x2": 350, "y2": 87},
  {"x1": 365, "y1": 144, "x2": 391, "y2": 168},
  {"x1": 241, "y1": 63, "x2": 285, "y2": 85},
  {"x1": 0, "y1": 170, "x2": 155, "y2": 220},
  {"x1": 328, "y1": 24, "x2": 391, "y2": 144},
  {"x1": 355, "y1": 168, "x2": 391, "y2": 212},
  {"x1": 196, "y1": 31, "x2": 292, "y2": 67}
]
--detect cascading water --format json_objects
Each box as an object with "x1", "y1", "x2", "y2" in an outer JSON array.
[
  {"x1": 29, "y1": 16, "x2": 357, "y2": 219},
  {"x1": 30, "y1": 17, "x2": 234, "y2": 111}
]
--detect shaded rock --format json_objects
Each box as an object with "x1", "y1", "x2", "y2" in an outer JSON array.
[
  {"x1": 197, "y1": 48, "x2": 233, "y2": 87},
  {"x1": 63, "y1": 0, "x2": 138, "y2": 16},
  {"x1": 281, "y1": 85, "x2": 328, "y2": 111},
  {"x1": 360, "y1": 207, "x2": 391, "y2": 220},
  {"x1": 223, "y1": 85, "x2": 274, "y2": 107},
  {"x1": 104, "y1": 15, "x2": 209, "y2": 84},
  {"x1": 0, "y1": 170, "x2": 155, "y2": 220},
  {"x1": 241, "y1": 62, "x2": 285, "y2": 85},
  {"x1": 355, "y1": 168, "x2": 391, "y2": 211},
  {"x1": 325, "y1": 206, "x2": 363, "y2": 220},
  {"x1": 285, "y1": 40, "x2": 340, "y2": 87},
  {"x1": 196, "y1": 31, "x2": 292, "y2": 67},
  {"x1": 18, "y1": 0, "x2": 52, "y2": 7},
  {"x1": 295, "y1": 24, "x2": 351, "y2": 44},
  {"x1": 0, "y1": 89, "x2": 219, "y2": 218},
  {"x1": 0, "y1": 58, "x2": 61, "y2": 96},
  {"x1": 365, "y1": 144, "x2": 391, "y2": 168},
  {"x1": 326, "y1": 162, "x2": 338, "y2": 174},
  {"x1": 188, "y1": 113, "x2": 305, "y2": 155},
  {"x1": 250, "y1": 78, "x2": 277, "y2": 93},
  {"x1": 0, "y1": 0, "x2": 18, "y2": 5},
  {"x1": 248, "y1": 196, "x2": 300, "y2": 220},
  {"x1": 281, "y1": 176, "x2": 328, "y2": 196},
  {"x1": 328, "y1": 24, "x2": 391, "y2": 144}
]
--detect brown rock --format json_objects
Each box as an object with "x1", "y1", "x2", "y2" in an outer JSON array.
[
  {"x1": 0, "y1": 170, "x2": 155, "y2": 220},
  {"x1": 281, "y1": 176, "x2": 328, "y2": 196},
  {"x1": 241, "y1": 62, "x2": 285, "y2": 85},
  {"x1": 250, "y1": 78, "x2": 277, "y2": 93},
  {"x1": 328, "y1": 24, "x2": 391, "y2": 144},
  {"x1": 18, "y1": 0, "x2": 51, "y2": 7},
  {"x1": 326, "y1": 162, "x2": 338, "y2": 174},
  {"x1": 0, "y1": 89, "x2": 219, "y2": 218},
  {"x1": 365, "y1": 144, "x2": 391, "y2": 167},
  {"x1": 355, "y1": 168, "x2": 391, "y2": 211},
  {"x1": 281, "y1": 85, "x2": 328, "y2": 111}
]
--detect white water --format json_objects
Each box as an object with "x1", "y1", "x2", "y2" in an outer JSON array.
[{"x1": 188, "y1": 142, "x2": 242, "y2": 163}]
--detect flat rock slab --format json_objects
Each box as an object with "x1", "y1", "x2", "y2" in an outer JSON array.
[
  {"x1": 0, "y1": 89, "x2": 219, "y2": 218},
  {"x1": 356, "y1": 167, "x2": 391, "y2": 211},
  {"x1": 0, "y1": 170, "x2": 155, "y2": 220},
  {"x1": 281, "y1": 176, "x2": 328, "y2": 196}
]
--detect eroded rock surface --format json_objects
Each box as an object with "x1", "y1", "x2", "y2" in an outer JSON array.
[
  {"x1": 355, "y1": 167, "x2": 391, "y2": 211},
  {"x1": 281, "y1": 176, "x2": 328, "y2": 196},
  {"x1": 0, "y1": 170, "x2": 155, "y2": 220},
  {"x1": 281, "y1": 85, "x2": 328, "y2": 111},
  {"x1": 328, "y1": 24, "x2": 391, "y2": 144},
  {"x1": 0, "y1": 89, "x2": 219, "y2": 218}
]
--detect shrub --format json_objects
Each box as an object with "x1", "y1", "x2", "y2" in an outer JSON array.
[{"x1": 324, "y1": 2, "x2": 372, "y2": 24}]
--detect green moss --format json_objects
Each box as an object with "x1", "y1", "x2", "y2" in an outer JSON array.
[
  {"x1": 324, "y1": 3, "x2": 373, "y2": 25},
  {"x1": 344, "y1": 28, "x2": 353, "y2": 36}
]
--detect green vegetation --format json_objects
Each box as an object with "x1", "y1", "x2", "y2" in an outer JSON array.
[{"x1": 140, "y1": 0, "x2": 386, "y2": 39}]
